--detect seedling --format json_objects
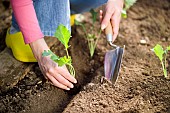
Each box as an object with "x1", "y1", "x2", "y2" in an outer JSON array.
[
  {"x1": 75, "y1": 9, "x2": 102, "y2": 57},
  {"x1": 42, "y1": 24, "x2": 75, "y2": 77},
  {"x1": 152, "y1": 44, "x2": 170, "y2": 78},
  {"x1": 122, "y1": 0, "x2": 137, "y2": 18}
]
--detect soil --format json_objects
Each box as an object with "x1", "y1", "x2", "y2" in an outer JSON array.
[
  {"x1": 0, "y1": 0, "x2": 170, "y2": 113},
  {"x1": 0, "y1": 1, "x2": 11, "y2": 52}
]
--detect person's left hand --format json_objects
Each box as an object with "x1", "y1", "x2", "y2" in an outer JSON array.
[{"x1": 100, "y1": 0, "x2": 124, "y2": 42}]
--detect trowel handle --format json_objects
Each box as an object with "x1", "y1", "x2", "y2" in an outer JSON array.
[
  {"x1": 105, "y1": 21, "x2": 113, "y2": 42},
  {"x1": 105, "y1": 21, "x2": 117, "y2": 48}
]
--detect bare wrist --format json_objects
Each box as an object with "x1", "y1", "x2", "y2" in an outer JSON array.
[
  {"x1": 29, "y1": 38, "x2": 49, "y2": 60},
  {"x1": 108, "y1": 0, "x2": 124, "y2": 8}
]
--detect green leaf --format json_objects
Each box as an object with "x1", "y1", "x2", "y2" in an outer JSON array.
[
  {"x1": 153, "y1": 44, "x2": 164, "y2": 61},
  {"x1": 75, "y1": 19, "x2": 87, "y2": 35},
  {"x1": 55, "y1": 24, "x2": 71, "y2": 49},
  {"x1": 167, "y1": 46, "x2": 170, "y2": 51},
  {"x1": 42, "y1": 50, "x2": 51, "y2": 57},
  {"x1": 121, "y1": 9, "x2": 127, "y2": 18},
  {"x1": 90, "y1": 9, "x2": 97, "y2": 24},
  {"x1": 87, "y1": 33, "x2": 96, "y2": 39},
  {"x1": 42, "y1": 50, "x2": 60, "y2": 60},
  {"x1": 124, "y1": 0, "x2": 137, "y2": 10},
  {"x1": 57, "y1": 56, "x2": 72, "y2": 67},
  {"x1": 75, "y1": 19, "x2": 82, "y2": 26},
  {"x1": 51, "y1": 55, "x2": 60, "y2": 61}
]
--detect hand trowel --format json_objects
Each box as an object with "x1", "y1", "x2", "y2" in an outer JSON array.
[{"x1": 104, "y1": 22, "x2": 125, "y2": 84}]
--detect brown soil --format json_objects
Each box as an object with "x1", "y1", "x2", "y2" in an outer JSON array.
[
  {"x1": 0, "y1": 1, "x2": 11, "y2": 52},
  {"x1": 63, "y1": 0, "x2": 170, "y2": 113},
  {"x1": 0, "y1": 0, "x2": 170, "y2": 113}
]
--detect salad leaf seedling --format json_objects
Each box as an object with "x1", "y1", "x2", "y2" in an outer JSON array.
[
  {"x1": 122, "y1": 0, "x2": 137, "y2": 18},
  {"x1": 75, "y1": 9, "x2": 102, "y2": 57},
  {"x1": 42, "y1": 24, "x2": 75, "y2": 77},
  {"x1": 152, "y1": 44, "x2": 170, "y2": 78}
]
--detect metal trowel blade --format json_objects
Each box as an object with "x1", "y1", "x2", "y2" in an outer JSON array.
[{"x1": 104, "y1": 46, "x2": 125, "y2": 84}]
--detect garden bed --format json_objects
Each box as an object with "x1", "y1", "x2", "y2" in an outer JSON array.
[{"x1": 0, "y1": 0, "x2": 170, "y2": 113}]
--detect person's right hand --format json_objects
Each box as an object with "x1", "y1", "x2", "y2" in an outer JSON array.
[
  {"x1": 100, "y1": 0, "x2": 124, "y2": 42},
  {"x1": 30, "y1": 38, "x2": 77, "y2": 90}
]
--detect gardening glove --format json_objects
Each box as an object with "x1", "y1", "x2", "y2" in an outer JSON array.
[
  {"x1": 100, "y1": 0, "x2": 124, "y2": 42},
  {"x1": 30, "y1": 38, "x2": 77, "y2": 90}
]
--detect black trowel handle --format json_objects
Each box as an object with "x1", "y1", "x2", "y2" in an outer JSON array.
[{"x1": 105, "y1": 21, "x2": 117, "y2": 48}]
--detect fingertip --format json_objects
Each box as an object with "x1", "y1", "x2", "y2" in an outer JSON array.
[
  {"x1": 59, "y1": 68, "x2": 77, "y2": 84},
  {"x1": 70, "y1": 76, "x2": 77, "y2": 84},
  {"x1": 47, "y1": 75, "x2": 69, "y2": 90},
  {"x1": 101, "y1": 24, "x2": 106, "y2": 30},
  {"x1": 66, "y1": 88, "x2": 70, "y2": 90},
  {"x1": 70, "y1": 84, "x2": 74, "y2": 88},
  {"x1": 73, "y1": 79, "x2": 77, "y2": 84},
  {"x1": 112, "y1": 34, "x2": 118, "y2": 42},
  {"x1": 100, "y1": 10, "x2": 103, "y2": 14},
  {"x1": 99, "y1": 10, "x2": 103, "y2": 22}
]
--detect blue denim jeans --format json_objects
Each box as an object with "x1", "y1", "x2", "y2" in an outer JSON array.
[{"x1": 11, "y1": 0, "x2": 107, "y2": 36}]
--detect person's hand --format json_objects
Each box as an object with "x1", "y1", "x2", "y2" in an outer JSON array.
[
  {"x1": 100, "y1": 0, "x2": 124, "y2": 41},
  {"x1": 30, "y1": 38, "x2": 77, "y2": 90},
  {"x1": 38, "y1": 56, "x2": 77, "y2": 90}
]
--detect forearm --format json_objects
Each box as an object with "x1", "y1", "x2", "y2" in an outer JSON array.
[{"x1": 11, "y1": 0, "x2": 44, "y2": 44}]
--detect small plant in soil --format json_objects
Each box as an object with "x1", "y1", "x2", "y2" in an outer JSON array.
[
  {"x1": 152, "y1": 44, "x2": 170, "y2": 78},
  {"x1": 42, "y1": 24, "x2": 75, "y2": 77},
  {"x1": 75, "y1": 9, "x2": 102, "y2": 57},
  {"x1": 122, "y1": 0, "x2": 137, "y2": 18}
]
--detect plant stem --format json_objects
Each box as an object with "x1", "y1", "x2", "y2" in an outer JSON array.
[
  {"x1": 164, "y1": 52, "x2": 168, "y2": 77},
  {"x1": 65, "y1": 48, "x2": 75, "y2": 76},
  {"x1": 161, "y1": 61, "x2": 167, "y2": 78},
  {"x1": 68, "y1": 64, "x2": 75, "y2": 77},
  {"x1": 65, "y1": 48, "x2": 69, "y2": 58},
  {"x1": 92, "y1": 23, "x2": 95, "y2": 36},
  {"x1": 88, "y1": 29, "x2": 102, "y2": 57},
  {"x1": 94, "y1": 29, "x2": 102, "y2": 49},
  {"x1": 165, "y1": 52, "x2": 167, "y2": 70},
  {"x1": 81, "y1": 25, "x2": 87, "y2": 37},
  {"x1": 90, "y1": 41, "x2": 94, "y2": 57},
  {"x1": 87, "y1": 39, "x2": 90, "y2": 53}
]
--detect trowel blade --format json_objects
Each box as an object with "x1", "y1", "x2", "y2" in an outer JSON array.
[{"x1": 104, "y1": 47, "x2": 124, "y2": 84}]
